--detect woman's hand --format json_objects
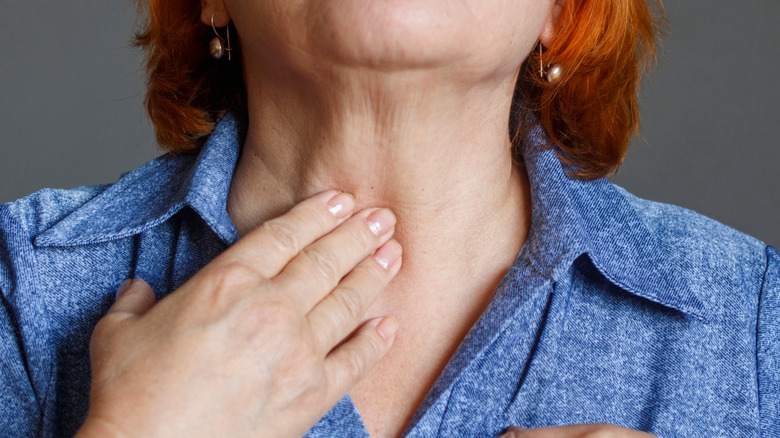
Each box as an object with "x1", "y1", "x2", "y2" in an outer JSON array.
[
  {"x1": 77, "y1": 190, "x2": 402, "y2": 438},
  {"x1": 500, "y1": 425, "x2": 657, "y2": 438}
]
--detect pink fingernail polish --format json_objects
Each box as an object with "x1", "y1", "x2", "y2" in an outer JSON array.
[
  {"x1": 367, "y1": 208, "x2": 396, "y2": 236},
  {"x1": 373, "y1": 240, "x2": 402, "y2": 270},
  {"x1": 327, "y1": 192, "x2": 355, "y2": 218}
]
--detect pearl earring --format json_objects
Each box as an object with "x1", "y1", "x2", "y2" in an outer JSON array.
[
  {"x1": 539, "y1": 43, "x2": 563, "y2": 84},
  {"x1": 545, "y1": 64, "x2": 563, "y2": 83},
  {"x1": 209, "y1": 12, "x2": 232, "y2": 60}
]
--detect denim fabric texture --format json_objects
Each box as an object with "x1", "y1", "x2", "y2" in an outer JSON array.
[{"x1": 1, "y1": 112, "x2": 778, "y2": 437}]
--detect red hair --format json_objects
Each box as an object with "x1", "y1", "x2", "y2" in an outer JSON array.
[
  {"x1": 135, "y1": 0, "x2": 663, "y2": 179},
  {"x1": 516, "y1": 0, "x2": 664, "y2": 178},
  {"x1": 134, "y1": 0, "x2": 244, "y2": 152}
]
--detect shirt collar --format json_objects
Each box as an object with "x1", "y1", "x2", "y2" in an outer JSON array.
[
  {"x1": 34, "y1": 112, "x2": 244, "y2": 247},
  {"x1": 34, "y1": 112, "x2": 706, "y2": 320},
  {"x1": 520, "y1": 123, "x2": 707, "y2": 321}
]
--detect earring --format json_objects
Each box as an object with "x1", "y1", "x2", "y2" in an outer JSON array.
[
  {"x1": 539, "y1": 43, "x2": 563, "y2": 84},
  {"x1": 209, "y1": 12, "x2": 232, "y2": 60}
]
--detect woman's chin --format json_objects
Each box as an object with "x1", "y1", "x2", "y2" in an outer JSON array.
[{"x1": 307, "y1": 1, "x2": 474, "y2": 70}]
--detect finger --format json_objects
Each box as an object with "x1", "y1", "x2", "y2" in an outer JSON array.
[
  {"x1": 106, "y1": 279, "x2": 157, "y2": 317},
  {"x1": 218, "y1": 190, "x2": 356, "y2": 278},
  {"x1": 499, "y1": 426, "x2": 526, "y2": 438},
  {"x1": 323, "y1": 317, "x2": 398, "y2": 400},
  {"x1": 307, "y1": 240, "x2": 402, "y2": 351},
  {"x1": 275, "y1": 207, "x2": 396, "y2": 309}
]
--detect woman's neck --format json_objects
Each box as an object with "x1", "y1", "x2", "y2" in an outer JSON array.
[{"x1": 227, "y1": 66, "x2": 531, "y2": 303}]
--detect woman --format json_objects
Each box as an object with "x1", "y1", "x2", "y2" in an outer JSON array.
[{"x1": 0, "y1": 0, "x2": 777, "y2": 437}]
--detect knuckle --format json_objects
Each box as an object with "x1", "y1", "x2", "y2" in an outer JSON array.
[
  {"x1": 364, "y1": 261, "x2": 390, "y2": 284},
  {"x1": 309, "y1": 326, "x2": 333, "y2": 355},
  {"x1": 301, "y1": 207, "x2": 332, "y2": 232},
  {"x1": 347, "y1": 225, "x2": 373, "y2": 249},
  {"x1": 208, "y1": 261, "x2": 257, "y2": 291},
  {"x1": 301, "y1": 247, "x2": 340, "y2": 283},
  {"x1": 330, "y1": 286, "x2": 365, "y2": 325},
  {"x1": 277, "y1": 363, "x2": 327, "y2": 408},
  {"x1": 245, "y1": 299, "x2": 298, "y2": 333},
  {"x1": 365, "y1": 331, "x2": 386, "y2": 358},
  {"x1": 261, "y1": 220, "x2": 301, "y2": 256},
  {"x1": 343, "y1": 347, "x2": 367, "y2": 380},
  {"x1": 267, "y1": 333, "x2": 321, "y2": 387},
  {"x1": 340, "y1": 333, "x2": 385, "y2": 382},
  {"x1": 236, "y1": 300, "x2": 302, "y2": 351}
]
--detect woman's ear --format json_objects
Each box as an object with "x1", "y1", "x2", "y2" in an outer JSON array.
[
  {"x1": 539, "y1": 0, "x2": 565, "y2": 46},
  {"x1": 200, "y1": 0, "x2": 231, "y2": 27}
]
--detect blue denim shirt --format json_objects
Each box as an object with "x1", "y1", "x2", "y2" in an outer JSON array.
[{"x1": 1, "y1": 112, "x2": 778, "y2": 437}]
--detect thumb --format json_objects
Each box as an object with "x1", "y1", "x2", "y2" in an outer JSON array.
[
  {"x1": 107, "y1": 278, "x2": 157, "y2": 316},
  {"x1": 500, "y1": 426, "x2": 527, "y2": 438}
]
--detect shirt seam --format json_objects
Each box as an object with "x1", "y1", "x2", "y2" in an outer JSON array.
[{"x1": 754, "y1": 244, "x2": 772, "y2": 432}]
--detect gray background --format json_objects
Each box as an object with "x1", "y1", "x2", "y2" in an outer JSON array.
[{"x1": 1, "y1": 0, "x2": 778, "y2": 245}]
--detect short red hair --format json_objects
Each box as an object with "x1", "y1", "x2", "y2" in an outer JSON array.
[{"x1": 135, "y1": 0, "x2": 663, "y2": 179}]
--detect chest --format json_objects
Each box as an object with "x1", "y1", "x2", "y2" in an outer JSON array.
[
  {"x1": 346, "y1": 276, "x2": 501, "y2": 436},
  {"x1": 308, "y1": 271, "x2": 758, "y2": 438},
  {"x1": 349, "y1": 327, "x2": 465, "y2": 438}
]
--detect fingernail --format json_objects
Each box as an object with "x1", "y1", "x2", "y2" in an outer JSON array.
[
  {"x1": 374, "y1": 240, "x2": 402, "y2": 270},
  {"x1": 116, "y1": 279, "x2": 133, "y2": 299},
  {"x1": 366, "y1": 208, "x2": 396, "y2": 236},
  {"x1": 376, "y1": 317, "x2": 398, "y2": 340},
  {"x1": 327, "y1": 192, "x2": 355, "y2": 218}
]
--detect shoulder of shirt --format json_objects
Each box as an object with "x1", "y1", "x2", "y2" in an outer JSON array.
[
  {"x1": 520, "y1": 127, "x2": 772, "y2": 322},
  {"x1": 520, "y1": 130, "x2": 771, "y2": 322},
  {"x1": 608, "y1": 183, "x2": 772, "y2": 317},
  {"x1": 2, "y1": 185, "x2": 108, "y2": 239},
  {"x1": 1, "y1": 112, "x2": 242, "y2": 256},
  {"x1": 0, "y1": 152, "x2": 197, "y2": 247},
  {"x1": 614, "y1": 183, "x2": 768, "y2": 262},
  {"x1": 616, "y1": 183, "x2": 767, "y2": 251}
]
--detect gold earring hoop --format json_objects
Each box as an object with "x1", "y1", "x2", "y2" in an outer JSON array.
[
  {"x1": 539, "y1": 43, "x2": 562, "y2": 84},
  {"x1": 209, "y1": 12, "x2": 232, "y2": 60}
]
